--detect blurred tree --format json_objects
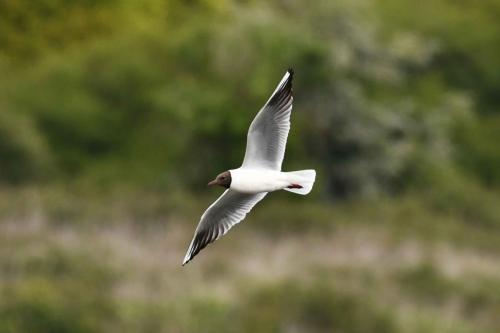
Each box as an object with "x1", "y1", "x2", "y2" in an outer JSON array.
[
  {"x1": 0, "y1": 0, "x2": 497, "y2": 198},
  {"x1": 0, "y1": 0, "x2": 121, "y2": 62},
  {"x1": 0, "y1": 108, "x2": 51, "y2": 184},
  {"x1": 375, "y1": 0, "x2": 500, "y2": 187}
]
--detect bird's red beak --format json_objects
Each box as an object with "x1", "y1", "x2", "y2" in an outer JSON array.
[{"x1": 207, "y1": 179, "x2": 218, "y2": 187}]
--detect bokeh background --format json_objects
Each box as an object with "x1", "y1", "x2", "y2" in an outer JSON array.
[{"x1": 1, "y1": 0, "x2": 500, "y2": 332}]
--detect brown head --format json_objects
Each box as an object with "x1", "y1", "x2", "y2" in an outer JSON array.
[{"x1": 207, "y1": 171, "x2": 232, "y2": 189}]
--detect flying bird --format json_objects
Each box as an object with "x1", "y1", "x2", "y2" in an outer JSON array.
[{"x1": 182, "y1": 69, "x2": 316, "y2": 265}]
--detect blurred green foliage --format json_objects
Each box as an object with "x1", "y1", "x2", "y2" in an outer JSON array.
[
  {"x1": 0, "y1": 246, "x2": 116, "y2": 333},
  {"x1": 1, "y1": 1, "x2": 500, "y2": 332},
  {"x1": 232, "y1": 281, "x2": 396, "y2": 333},
  {"x1": 0, "y1": 0, "x2": 498, "y2": 198}
]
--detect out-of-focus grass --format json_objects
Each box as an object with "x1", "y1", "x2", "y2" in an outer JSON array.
[
  {"x1": 231, "y1": 281, "x2": 396, "y2": 333},
  {"x1": 1, "y1": 184, "x2": 500, "y2": 249},
  {"x1": 117, "y1": 281, "x2": 396, "y2": 333},
  {"x1": 1, "y1": 187, "x2": 500, "y2": 333},
  {"x1": 0, "y1": 245, "x2": 117, "y2": 333},
  {"x1": 398, "y1": 263, "x2": 500, "y2": 332}
]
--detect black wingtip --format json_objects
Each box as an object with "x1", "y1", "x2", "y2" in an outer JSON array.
[
  {"x1": 182, "y1": 255, "x2": 192, "y2": 266},
  {"x1": 267, "y1": 67, "x2": 294, "y2": 107}
]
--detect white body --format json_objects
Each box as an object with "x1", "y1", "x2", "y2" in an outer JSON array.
[
  {"x1": 229, "y1": 168, "x2": 316, "y2": 195},
  {"x1": 229, "y1": 168, "x2": 289, "y2": 193}
]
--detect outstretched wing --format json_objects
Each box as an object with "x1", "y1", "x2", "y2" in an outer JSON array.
[
  {"x1": 182, "y1": 190, "x2": 267, "y2": 265},
  {"x1": 241, "y1": 69, "x2": 294, "y2": 170}
]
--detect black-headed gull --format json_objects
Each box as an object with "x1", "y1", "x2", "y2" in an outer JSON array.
[{"x1": 182, "y1": 69, "x2": 316, "y2": 265}]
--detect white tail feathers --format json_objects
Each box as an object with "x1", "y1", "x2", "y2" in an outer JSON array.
[{"x1": 283, "y1": 170, "x2": 316, "y2": 195}]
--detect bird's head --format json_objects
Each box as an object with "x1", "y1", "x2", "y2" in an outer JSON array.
[{"x1": 207, "y1": 171, "x2": 232, "y2": 188}]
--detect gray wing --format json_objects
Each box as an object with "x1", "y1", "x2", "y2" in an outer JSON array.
[
  {"x1": 182, "y1": 190, "x2": 267, "y2": 265},
  {"x1": 241, "y1": 69, "x2": 294, "y2": 170}
]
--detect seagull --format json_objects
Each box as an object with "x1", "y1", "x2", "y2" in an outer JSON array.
[{"x1": 182, "y1": 69, "x2": 316, "y2": 265}]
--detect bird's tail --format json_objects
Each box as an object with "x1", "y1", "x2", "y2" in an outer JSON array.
[{"x1": 283, "y1": 170, "x2": 316, "y2": 195}]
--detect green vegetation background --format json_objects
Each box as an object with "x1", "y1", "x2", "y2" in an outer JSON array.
[{"x1": 1, "y1": 0, "x2": 500, "y2": 332}]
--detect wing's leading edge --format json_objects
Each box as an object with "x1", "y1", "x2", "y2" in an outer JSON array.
[{"x1": 241, "y1": 69, "x2": 294, "y2": 170}]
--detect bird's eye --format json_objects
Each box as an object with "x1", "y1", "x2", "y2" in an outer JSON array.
[{"x1": 220, "y1": 176, "x2": 225, "y2": 180}]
